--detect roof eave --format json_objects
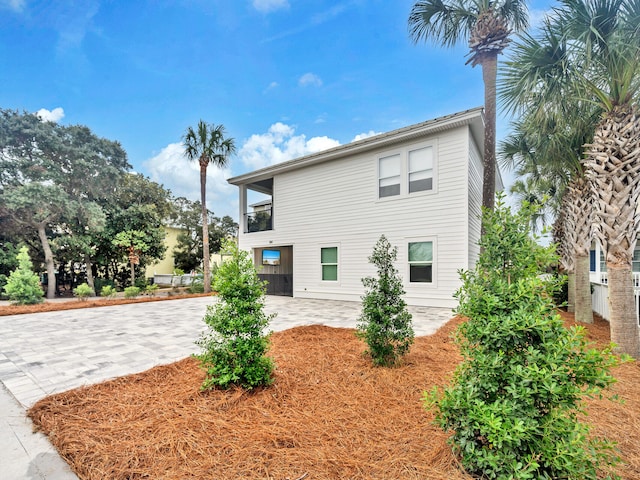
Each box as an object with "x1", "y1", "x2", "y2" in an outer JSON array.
[{"x1": 228, "y1": 107, "x2": 484, "y2": 185}]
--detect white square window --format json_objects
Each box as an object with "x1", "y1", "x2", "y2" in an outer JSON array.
[
  {"x1": 408, "y1": 241, "x2": 433, "y2": 283},
  {"x1": 379, "y1": 154, "x2": 401, "y2": 198},
  {"x1": 321, "y1": 247, "x2": 338, "y2": 281},
  {"x1": 408, "y1": 146, "x2": 433, "y2": 193}
]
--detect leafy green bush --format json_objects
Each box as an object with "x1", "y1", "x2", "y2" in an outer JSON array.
[
  {"x1": 3, "y1": 246, "x2": 44, "y2": 305},
  {"x1": 94, "y1": 277, "x2": 115, "y2": 293},
  {"x1": 145, "y1": 283, "x2": 160, "y2": 296},
  {"x1": 73, "y1": 283, "x2": 93, "y2": 301},
  {"x1": 426, "y1": 195, "x2": 622, "y2": 480},
  {"x1": 100, "y1": 285, "x2": 117, "y2": 299},
  {"x1": 123, "y1": 286, "x2": 140, "y2": 298},
  {"x1": 196, "y1": 241, "x2": 275, "y2": 390},
  {"x1": 357, "y1": 234, "x2": 414, "y2": 366}
]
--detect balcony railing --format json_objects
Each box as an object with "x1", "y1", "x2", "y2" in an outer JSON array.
[
  {"x1": 597, "y1": 272, "x2": 640, "y2": 287},
  {"x1": 245, "y1": 208, "x2": 272, "y2": 233}
]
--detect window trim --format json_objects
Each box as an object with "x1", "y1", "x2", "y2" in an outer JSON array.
[
  {"x1": 376, "y1": 140, "x2": 437, "y2": 200},
  {"x1": 320, "y1": 245, "x2": 339, "y2": 282}
]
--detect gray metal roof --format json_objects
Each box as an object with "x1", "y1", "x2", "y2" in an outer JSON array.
[{"x1": 228, "y1": 107, "x2": 485, "y2": 185}]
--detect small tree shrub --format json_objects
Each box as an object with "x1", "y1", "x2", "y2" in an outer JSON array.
[
  {"x1": 100, "y1": 285, "x2": 117, "y2": 299},
  {"x1": 94, "y1": 277, "x2": 115, "y2": 292},
  {"x1": 123, "y1": 286, "x2": 140, "y2": 299},
  {"x1": 145, "y1": 283, "x2": 160, "y2": 296},
  {"x1": 73, "y1": 283, "x2": 93, "y2": 301},
  {"x1": 426, "y1": 195, "x2": 622, "y2": 480},
  {"x1": 3, "y1": 246, "x2": 44, "y2": 305},
  {"x1": 196, "y1": 241, "x2": 275, "y2": 390},
  {"x1": 356, "y1": 235, "x2": 414, "y2": 366}
]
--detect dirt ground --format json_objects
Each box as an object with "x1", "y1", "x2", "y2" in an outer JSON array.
[{"x1": 26, "y1": 309, "x2": 640, "y2": 480}]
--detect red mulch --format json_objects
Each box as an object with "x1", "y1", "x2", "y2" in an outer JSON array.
[
  {"x1": 27, "y1": 312, "x2": 640, "y2": 480},
  {"x1": 0, "y1": 292, "x2": 211, "y2": 316}
]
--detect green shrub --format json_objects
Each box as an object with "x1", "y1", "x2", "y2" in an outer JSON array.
[
  {"x1": 123, "y1": 286, "x2": 140, "y2": 298},
  {"x1": 426, "y1": 194, "x2": 622, "y2": 480},
  {"x1": 73, "y1": 283, "x2": 93, "y2": 301},
  {"x1": 94, "y1": 277, "x2": 115, "y2": 293},
  {"x1": 3, "y1": 247, "x2": 44, "y2": 305},
  {"x1": 100, "y1": 285, "x2": 117, "y2": 299},
  {"x1": 196, "y1": 240, "x2": 275, "y2": 390},
  {"x1": 357, "y1": 234, "x2": 414, "y2": 366},
  {"x1": 145, "y1": 283, "x2": 160, "y2": 296}
]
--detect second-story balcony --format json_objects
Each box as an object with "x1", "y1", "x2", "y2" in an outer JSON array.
[{"x1": 245, "y1": 208, "x2": 273, "y2": 233}]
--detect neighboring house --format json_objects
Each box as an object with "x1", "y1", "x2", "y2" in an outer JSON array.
[
  {"x1": 145, "y1": 225, "x2": 182, "y2": 277},
  {"x1": 228, "y1": 107, "x2": 501, "y2": 307},
  {"x1": 589, "y1": 241, "x2": 640, "y2": 322}
]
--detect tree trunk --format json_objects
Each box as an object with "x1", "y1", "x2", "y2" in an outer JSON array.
[
  {"x1": 85, "y1": 255, "x2": 95, "y2": 295},
  {"x1": 583, "y1": 105, "x2": 640, "y2": 357},
  {"x1": 607, "y1": 263, "x2": 640, "y2": 358},
  {"x1": 130, "y1": 259, "x2": 136, "y2": 287},
  {"x1": 480, "y1": 54, "x2": 497, "y2": 212},
  {"x1": 567, "y1": 272, "x2": 575, "y2": 313},
  {"x1": 574, "y1": 253, "x2": 593, "y2": 323},
  {"x1": 37, "y1": 223, "x2": 56, "y2": 299},
  {"x1": 200, "y1": 162, "x2": 211, "y2": 293}
]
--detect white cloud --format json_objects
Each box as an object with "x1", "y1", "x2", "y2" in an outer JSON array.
[
  {"x1": 299, "y1": 72, "x2": 323, "y2": 87},
  {"x1": 264, "y1": 81, "x2": 279, "y2": 92},
  {"x1": 36, "y1": 107, "x2": 65, "y2": 123},
  {"x1": 352, "y1": 130, "x2": 380, "y2": 142},
  {"x1": 143, "y1": 142, "x2": 236, "y2": 217},
  {"x1": 0, "y1": 0, "x2": 25, "y2": 12},
  {"x1": 252, "y1": 0, "x2": 289, "y2": 13},
  {"x1": 528, "y1": 8, "x2": 552, "y2": 31},
  {"x1": 239, "y1": 122, "x2": 340, "y2": 171}
]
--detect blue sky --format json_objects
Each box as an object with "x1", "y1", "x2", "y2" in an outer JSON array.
[{"x1": 0, "y1": 0, "x2": 551, "y2": 220}]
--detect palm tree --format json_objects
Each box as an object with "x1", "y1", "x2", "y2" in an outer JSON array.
[
  {"x1": 183, "y1": 121, "x2": 236, "y2": 294},
  {"x1": 501, "y1": 0, "x2": 640, "y2": 357},
  {"x1": 408, "y1": 0, "x2": 528, "y2": 211},
  {"x1": 499, "y1": 109, "x2": 599, "y2": 324}
]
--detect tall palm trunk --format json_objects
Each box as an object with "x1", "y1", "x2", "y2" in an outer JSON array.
[
  {"x1": 481, "y1": 54, "x2": 497, "y2": 211},
  {"x1": 568, "y1": 178, "x2": 594, "y2": 323},
  {"x1": 37, "y1": 223, "x2": 56, "y2": 299},
  {"x1": 200, "y1": 160, "x2": 211, "y2": 294},
  {"x1": 585, "y1": 105, "x2": 640, "y2": 358}
]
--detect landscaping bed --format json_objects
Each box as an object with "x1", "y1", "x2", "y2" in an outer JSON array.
[
  {"x1": 0, "y1": 291, "x2": 211, "y2": 316},
  {"x1": 27, "y1": 313, "x2": 640, "y2": 480}
]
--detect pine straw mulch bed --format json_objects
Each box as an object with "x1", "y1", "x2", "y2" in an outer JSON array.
[
  {"x1": 0, "y1": 292, "x2": 211, "y2": 317},
  {"x1": 28, "y1": 313, "x2": 640, "y2": 480}
]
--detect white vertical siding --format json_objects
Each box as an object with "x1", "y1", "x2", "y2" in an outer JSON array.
[
  {"x1": 467, "y1": 137, "x2": 483, "y2": 268},
  {"x1": 239, "y1": 126, "x2": 475, "y2": 308}
]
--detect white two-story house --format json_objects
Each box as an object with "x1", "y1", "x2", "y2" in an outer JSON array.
[{"x1": 228, "y1": 107, "x2": 500, "y2": 308}]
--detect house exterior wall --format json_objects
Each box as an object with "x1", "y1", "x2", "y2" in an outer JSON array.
[
  {"x1": 467, "y1": 136, "x2": 483, "y2": 268},
  {"x1": 239, "y1": 125, "x2": 480, "y2": 308},
  {"x1": 145, "y1": 226, "x2": 181, "y2": 277}
]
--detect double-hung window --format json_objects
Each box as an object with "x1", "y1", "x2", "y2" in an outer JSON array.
[
  {"x1": 408, "y1": 146, "x2": 433, "y2": 193},
  {"x1": 378, "y1": 154, "x2": 401, "y2": 198},
  {"x1": 321, "y1": 247, "x2": 338, "y2": 281},
  {"x1": 408, "y1": 241, "x2": 433, "y2": 283}
]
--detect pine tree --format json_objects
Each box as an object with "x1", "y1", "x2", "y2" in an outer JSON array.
[
  {"x1": 196, "y1": 241, "x2": 275, "y2": 390},
  {"x1": 4, "y1": 246, "x2": 44, "y2": 305}
]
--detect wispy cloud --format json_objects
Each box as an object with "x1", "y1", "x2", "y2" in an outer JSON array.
[
  {"x1": 261, "y1": 1, "x2": 354, "y2": 43},
  {"x1": 299, "y1": 72, "x2": 322, "y2": 87},
  {"x1": 252, "y1": 0, "x2": 289, "y2": 13},
  {"x1": 0, "y1": 0, "x2": 25, "y2": 12},
  {"x1": 36, "y1": 107, "x2": 65, "y2": 123},
  {"x1": 263, "y1": 81, "x2": 279, "y2": 93}
]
